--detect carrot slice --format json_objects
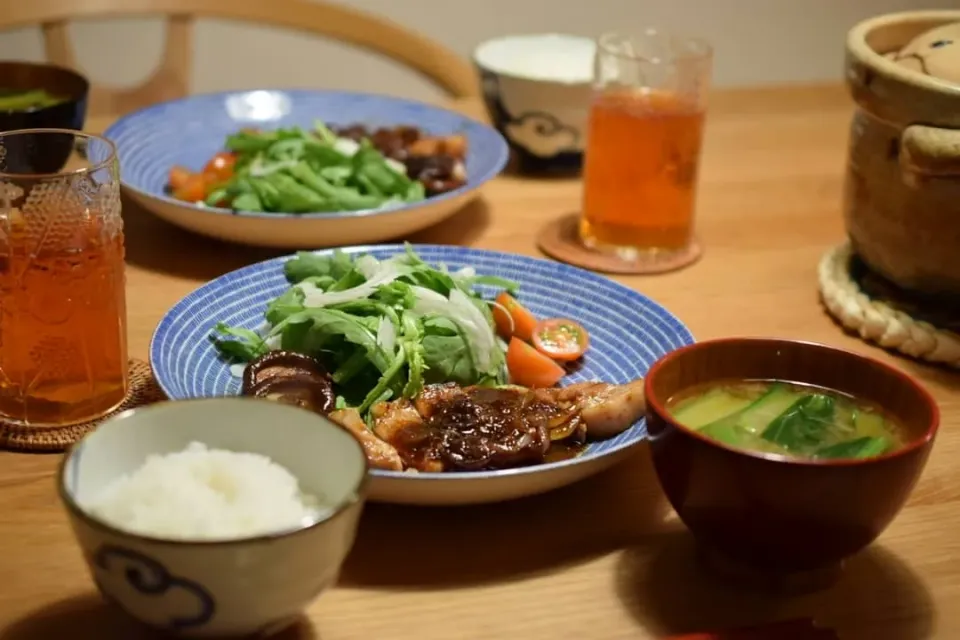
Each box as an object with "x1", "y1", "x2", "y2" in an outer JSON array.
[
  {"x1": 532, "y1": 318, "x2": 590, "y2": 362},
  {"x1": 172, "y1": 173, "x2": 208, "y2": 203},
  {"x1": 506, "y1": 337, "x2": 566, "y2": 388},
  {"x1": 492, "y1": 292, "x2": 539, "y2": 341}
]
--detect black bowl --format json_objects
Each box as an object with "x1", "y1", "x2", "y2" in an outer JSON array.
[
  {"x1": 0, "y1": 61, "x2": 90, "y2": 174},
  {"x1": 0, "y1": 61, "x2": 89, "y2": 132}
]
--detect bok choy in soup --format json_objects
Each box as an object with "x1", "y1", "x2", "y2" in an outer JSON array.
[
  {"x1": 667, "y1": 380, "x2": 905, "y2": 460},
  {"x1": 0, "y1": 89, "x2": 67, "y2": 111}
]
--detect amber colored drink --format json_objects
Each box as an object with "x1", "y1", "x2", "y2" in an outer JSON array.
[
  {"x1": 0, "y1": 212, "x2": 128, "y2": 425},
  {"x1": 581, "y1": 90, "x2": 705, "y2": 252}
]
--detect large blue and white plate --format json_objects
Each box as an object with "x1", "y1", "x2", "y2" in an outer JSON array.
[
  {"x1": 150, "y1": 245, "x2": 694, "y2": 505},
  {"x1": 105, "y1": 90, "x2": 508, "y2": 249}
]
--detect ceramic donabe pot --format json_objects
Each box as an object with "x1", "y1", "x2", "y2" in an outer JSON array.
[{"x1": 844, "y1": 11, "x2": 960, "y2": 297}]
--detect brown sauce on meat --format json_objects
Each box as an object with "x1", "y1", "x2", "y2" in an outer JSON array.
[
  {"x1": 543, "y1": 440, "x2": 588, "y2": 463},
  {"x1": 385, "y1": 385, "x2": 585, "y2": 472}
]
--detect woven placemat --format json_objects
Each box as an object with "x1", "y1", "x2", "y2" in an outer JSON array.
[
  {"x1": 0, "y1": 359, "x2": 165, "y2": 453},
  {"x1": 818, "y1": 243, "x2": 960, "y2": 368},
  {"x1": 537, "y1": 213, "x2": 702, "y2": 275}
]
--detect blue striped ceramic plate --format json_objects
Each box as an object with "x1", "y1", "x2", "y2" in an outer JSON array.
[
  {"x1": 103, "y1": 89, "x2": 508, "y2": 221},
  {"x1": 151, "y1": 245, "x2": 694, "y2": 483}
]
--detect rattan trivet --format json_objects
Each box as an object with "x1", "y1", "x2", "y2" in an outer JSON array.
[
  {"x1": 0, "y1": 359, "x2": 166, "y2": 453},
  {"x1": 818, "y1": 243, "x2": 960, "y2": 368},
  {"x1": 537, "y1": 213, "x2": 702, "y2": 274}
]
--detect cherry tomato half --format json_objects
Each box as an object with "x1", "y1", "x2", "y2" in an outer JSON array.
[
  {"x1": 532, "y1": 318, "x2": 590, "y2": 361},
  {"x1": 202, "y1": 151, "x2": 237, "y2": 184}
]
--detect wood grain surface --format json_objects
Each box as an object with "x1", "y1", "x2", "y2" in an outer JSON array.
[{"x1": 0, "y1": 84, "x2": 956, "y2": 640}]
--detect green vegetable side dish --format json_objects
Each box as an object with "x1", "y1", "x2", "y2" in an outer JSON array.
[
  {"x1": 192, "y1": 122, "x2": 428, "y2": 214},
  {"x1": 212, "y1": 246, "x2": 520, "y2": 416},
  {"x1": 0, "y1": 89, "x2": 67, "y2": 111},
  {"x1": 669, "y1": 380, "x2": 905, "y2": 460}
]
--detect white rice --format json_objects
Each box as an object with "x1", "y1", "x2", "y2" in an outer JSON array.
[
  {"x1": 475, "y1": 34, "x2": 596, "y2": 83},
  {"x1": 81, "y1": 442, "x2": 328, "y2": 541}
]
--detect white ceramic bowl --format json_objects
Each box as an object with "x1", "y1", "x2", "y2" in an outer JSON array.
[
  {"x1": 474, "y1": 33, "x2": 595, "y2": 173},
  {"x1": 57, "y1": 398, "x2": 368, "y2": 638}
]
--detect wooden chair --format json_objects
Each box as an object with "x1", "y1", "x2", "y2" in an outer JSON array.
[{"x1": 1, "y1": 0, "x2": 479, "y2": 115}]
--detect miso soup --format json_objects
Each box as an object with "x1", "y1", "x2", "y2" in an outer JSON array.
[
  {"x1": 0, "y1": 89, "x2": 67, "y2": 111},
  {"x1": 667, "y1": 380, "x2": 905, "y2": 460}
]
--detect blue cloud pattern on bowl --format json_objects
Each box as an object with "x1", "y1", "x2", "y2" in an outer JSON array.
[
  {"x1": 93, "y1": 545, "x2": 216, "y2": 631},
  {"x1": 480, "y1": 71, "x2": 585, "y2": 173},
  {"x1": 149, "y1": 244, "x2": 694, "y2": 505}
]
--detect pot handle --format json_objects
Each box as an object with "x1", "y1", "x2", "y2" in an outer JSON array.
[{"x1": 900, "y1": 124, "x2": 960, "y2": 183}]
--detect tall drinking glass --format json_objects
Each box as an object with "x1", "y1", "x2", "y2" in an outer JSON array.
[
  {"x1": 0, "y1": 130, "x2": 127, "y2": 426},
  {"x1": 580, "y1": 30, "x2": 712, "y2": 270}
]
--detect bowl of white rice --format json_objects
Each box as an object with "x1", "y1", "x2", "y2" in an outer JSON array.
[
  {"x1": 57, "y1": 398, "x2": 368, "y2": 638},
  {"x1": 473, "y1": 33, "x2": 595, "y2": 174}
]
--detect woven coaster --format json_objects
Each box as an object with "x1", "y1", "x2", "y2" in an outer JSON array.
[
  {"x1": 0, "y1": 359, "x2": 166, "y2": 453},
  {"x1": 818, "y1": 243, "x2": 960, "y2": 368},
  {"x1": 537, "y1": 213, "x2": 702, "y2": 275}
]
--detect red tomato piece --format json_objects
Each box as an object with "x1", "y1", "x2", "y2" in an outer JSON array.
[
  {"x1": 492, "y1": 291, "x2": 539, "y2": 341},
  {"x1": 172, "y1": 173, "x2": 208, "y2": 203},
  {"x1": 202, "y1": 151, "x2": 237, "y2": 185},
  {"x1": 506, "y1": 337, "x2": 566, "y2": 388}
]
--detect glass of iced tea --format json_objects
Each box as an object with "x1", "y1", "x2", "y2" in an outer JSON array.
[
  {"x1": 580, "y1": 30, "x2": 712, "y2": 270},
  {"x1": 0, "y1": 129, "x2": 127, "y2": 426}
]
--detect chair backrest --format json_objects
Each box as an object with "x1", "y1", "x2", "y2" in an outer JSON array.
[{"x1": 2, "y1": 0, "x2": 479, "y2": 115}]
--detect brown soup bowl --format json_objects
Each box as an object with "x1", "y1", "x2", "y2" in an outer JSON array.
[
  {"x1": 644, "y1": 337, "x2": 938, "y2": 590},
  {"x1": 0, "y1": 61, "x2": 89, "y2": 132},
  {"x1": 0, "y1": 61, "x2": 89, "y2": 174}
]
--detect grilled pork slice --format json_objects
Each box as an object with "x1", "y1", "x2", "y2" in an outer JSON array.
[
  {"x1": 368, "y1": 379, "x2": 645, "y2": 473},
  {"x1": 328, "y1": 408, "x2": 404, "y2": 471}
]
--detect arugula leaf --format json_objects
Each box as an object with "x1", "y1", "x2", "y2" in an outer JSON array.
[
  {"x1": 420, "y1": 316, "x2": 478, "y2": 385},
  {"x1": 265, "y1": 287, "x2": 305, "y2": 326},
  {"x1": 269, "y1": 307, "x2": 392, "y2": 373},
  {"x1": 284, "y1": 250, "x2": 355, "y2": 283},
  {"x1": 211, "y1": 322, "x2": 268, "y2": 362}
]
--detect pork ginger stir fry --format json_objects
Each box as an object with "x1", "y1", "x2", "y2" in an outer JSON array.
[
  {"x1": 366, "y1": 380, "x2": 647, "y2": 472},
  {"x1": 241, "y1": 351, "x2": 645, "y2": 472}
]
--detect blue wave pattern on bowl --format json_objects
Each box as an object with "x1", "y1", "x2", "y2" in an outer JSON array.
[
  {"x1": 151, "y1": 245, "x2": 694, "y2": 479},
  {"x1": 104, "y1": 89, "x2": 509, "y2": 219}
]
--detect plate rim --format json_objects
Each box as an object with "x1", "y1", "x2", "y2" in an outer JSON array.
[
  {"x1": 104, "y1": 87, "x2": 509, "y2": 221},
  {"x1": 149, "y1": 244, "x2": 695, "y2": 482}
]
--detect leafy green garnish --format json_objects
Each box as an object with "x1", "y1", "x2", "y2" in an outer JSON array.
[
  {"x1": 211, "y1": 124, "x2": 425, "y2": 214},
  {"x1": 212, "y1": 246, "x2": 517, "y2": 417},
  {"x1": 815, "y1": 436, "x2": 890, "y2": 459},
  {"x1": 761, "y1": 394, "x2": 835, "y2": 452}
]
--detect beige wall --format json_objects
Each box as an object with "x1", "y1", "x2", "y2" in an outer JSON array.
[{"x1": 0, "y1": 0, "x2": 951, "y2": 102}]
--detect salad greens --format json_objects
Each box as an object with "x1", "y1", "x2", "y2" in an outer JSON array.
[
  {"x1": 205, "y1": 121, "x2": 426, "y2": 213},
  {"x1": 212, "y1": 246, "x2": 519, "y2": 415}
]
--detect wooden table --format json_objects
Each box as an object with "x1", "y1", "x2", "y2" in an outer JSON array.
[{"x1": 1, "y1": 84, "x2": 956, "y2": 640}]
